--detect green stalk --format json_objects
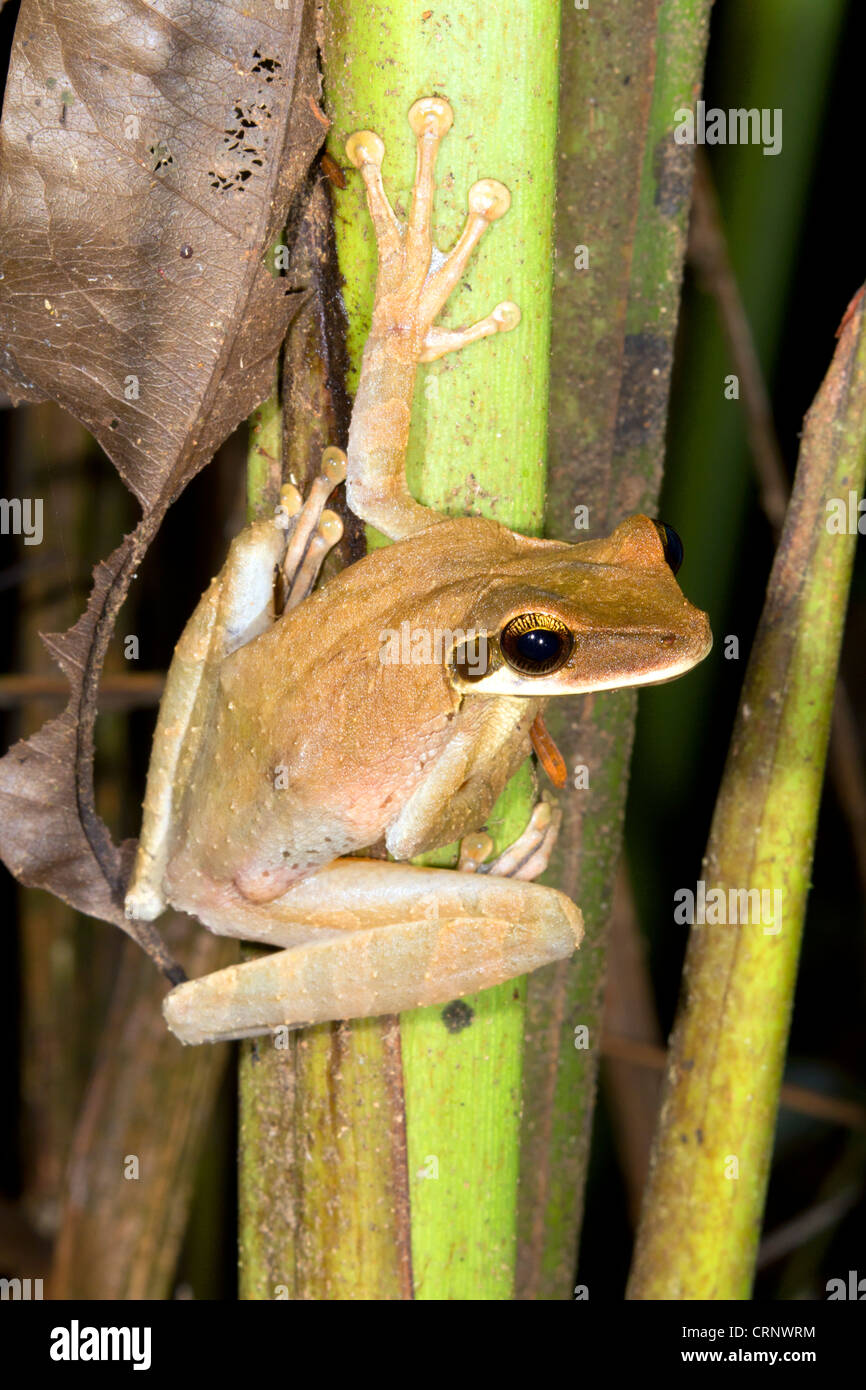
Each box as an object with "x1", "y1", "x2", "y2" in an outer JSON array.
[
  {"x1": 239, "y1": 195, "x2": 413, "y2": 1300},
  {"x1": 627, "y1": 292, "x2": 866, "y2": 1298},
  {"x1": 323, "y1": 2, "x2": 560, "y2": 1298},
  {"x1": 518, "y1": 0, "x2": 713, "y2": 1297}
]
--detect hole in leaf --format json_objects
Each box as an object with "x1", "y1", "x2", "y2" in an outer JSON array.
[
  {"x1": 251, "y1": 50, "x2": 282, "y2": 83},
  {"x1": 146, "y1": 141, "x2": 173, "y2": 173}
]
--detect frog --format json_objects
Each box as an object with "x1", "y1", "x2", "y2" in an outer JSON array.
[{"x1": 124, "y1": 97, "x2": 712, "y2": 1044}]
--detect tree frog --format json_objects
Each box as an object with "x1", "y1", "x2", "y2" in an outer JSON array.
[{"x1": 125, "y1": 98, "x2": 712, "y2": 1044}]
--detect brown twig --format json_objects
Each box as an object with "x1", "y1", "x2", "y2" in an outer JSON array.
[
  {"x1": 602, "y1": 1032, "x2": 866, "y2": 1132},
  {"x1": 757, "y1": 1186, "x2": 860, "y2": 1270},
  {"x1": 688, "y1": 151, "x2": 789, "y2": 532},
  {"x1": 602, "y1": 865, "x2": 664, "y2": 1224},
  {"x1": 0, "y1": 673, "x2": 165, "y2": 708},
  {"x1": 51, "y1": 916, "x2": 234, "y2": 1298}
]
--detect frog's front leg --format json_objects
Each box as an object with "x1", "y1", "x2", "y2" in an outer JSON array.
[
  {"x1": 161, "y1": 856, "x2": 583, "y2": 1044},
  {"x1": 124, "y1": 454, "x2": 345, "y2": 923},
  {"x1": 344, "y1": 98, "x2": 520, "y2": 540}
]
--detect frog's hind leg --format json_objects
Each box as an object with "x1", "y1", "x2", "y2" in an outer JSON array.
[
  {"x1": 161, "y1": 858, "x2": 582, "y2": 1044},
  {"x1": 125, "y1": 455, "x2": 344, "y2": 925}
]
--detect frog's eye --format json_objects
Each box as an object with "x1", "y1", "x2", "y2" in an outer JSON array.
[
  {"x1": 653, "y1": 520, "x2": 684, "y2": 575},
  {"x1": 500, "y1": 613, "x2": 573, "y2": 676}
]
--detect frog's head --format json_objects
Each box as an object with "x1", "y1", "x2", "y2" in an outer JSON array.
[{"x1": 449, "y1": 514, "x2": 712, "y2": 696}]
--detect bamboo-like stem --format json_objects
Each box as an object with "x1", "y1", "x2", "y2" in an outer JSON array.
[
  {"x1": 627, "y1": 291, "x2": 866, "y2": 1298},
  {"x1": 688, "y1": 153, "x2": 866, "y2": 915},
  {"x1": 238, "y1": 183, "x2": 413, "y2": 1301},
  {"x1": 518, "y1": 0, "x2": 714, "y2": 1298},
  {"x1": 320, "y1": 3, "x2": 560, "y2": 1299}
]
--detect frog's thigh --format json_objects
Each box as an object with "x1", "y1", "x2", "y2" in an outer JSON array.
[{"x1": 163, "y1": 859, "x2": 583, "y2": 1043}]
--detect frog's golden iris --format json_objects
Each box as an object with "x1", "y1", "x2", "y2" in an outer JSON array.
[{"x1": 500, "y1": 614, "x2": 573, "y2": 676}]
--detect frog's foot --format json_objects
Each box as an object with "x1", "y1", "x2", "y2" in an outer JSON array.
[
  {"x1": 344, "y1": 100, "x2": 520, "y2": 539},
  {"x1": 278, "y1": 447, "x2": 346, "y2": 611},
  {"x1": 458, "y1": 797, "x2": 561, "y2": 882},
  {"x1": 346, "y1": 97, "x2": 520, "y2": 360}
]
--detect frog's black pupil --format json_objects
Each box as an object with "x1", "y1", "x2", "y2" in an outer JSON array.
[
  {"x1": 500, "y1": 615, "x2": 573, "y2": 676},
  {"x1": 515, "y1": 628, "x2": 562, "y2": 666},
  {"x1": 657, "y1": 521, "x2": 684, "y2": 575}
]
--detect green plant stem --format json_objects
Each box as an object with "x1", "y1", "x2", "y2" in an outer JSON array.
[
  {"x1": 628, "y1": 291, "x2": 866, "y2": 1298},
  {"x1": 518, "y1": 0, "x2": 713, "y2": 1298},
  {"x1": 239, "y1": 184, "x2": 413, "y2": 1301},
  {"x1": 323, "y1": 1, "x2": 560, "y2": 1299}
]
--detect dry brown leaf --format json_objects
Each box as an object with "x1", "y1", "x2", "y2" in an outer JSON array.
[{"x1": 0, "y1": 0, "x2": 326, "y2": 971}]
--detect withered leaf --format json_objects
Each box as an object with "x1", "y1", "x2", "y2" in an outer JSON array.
[{"x1": 0, "y1": 0, "x2": 326, "y2": 970}]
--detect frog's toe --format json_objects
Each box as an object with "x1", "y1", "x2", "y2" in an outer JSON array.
[
  {"x1": 418, "y1": 176, "x2": 517, "y2": 328},
  {"x1": 419, "y1": 301, "x2": 521, "y2": 363},
  {"x1": 479, "y1": 797, "x2": 562, "y2": 882},
  {"x1": 279, "y1": 447, "x2": 346, "y2": 610},
  {"x1": 345, "y1": 127, "x2": 401, "y2": 256},
  {"x1": 457, "y1": 830, "x2": 494, "y2": 873},
  {"x1": 407, "y1": 96, "x2": 453, "y2": 140}
]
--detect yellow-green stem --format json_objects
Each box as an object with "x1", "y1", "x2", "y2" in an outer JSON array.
[
  {"x1": 323, "y1": 1, "x2": 560, "y2": 1298},
  {"x1": 628, "y1": 294, "x2": 866, "y2": 1298}
]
